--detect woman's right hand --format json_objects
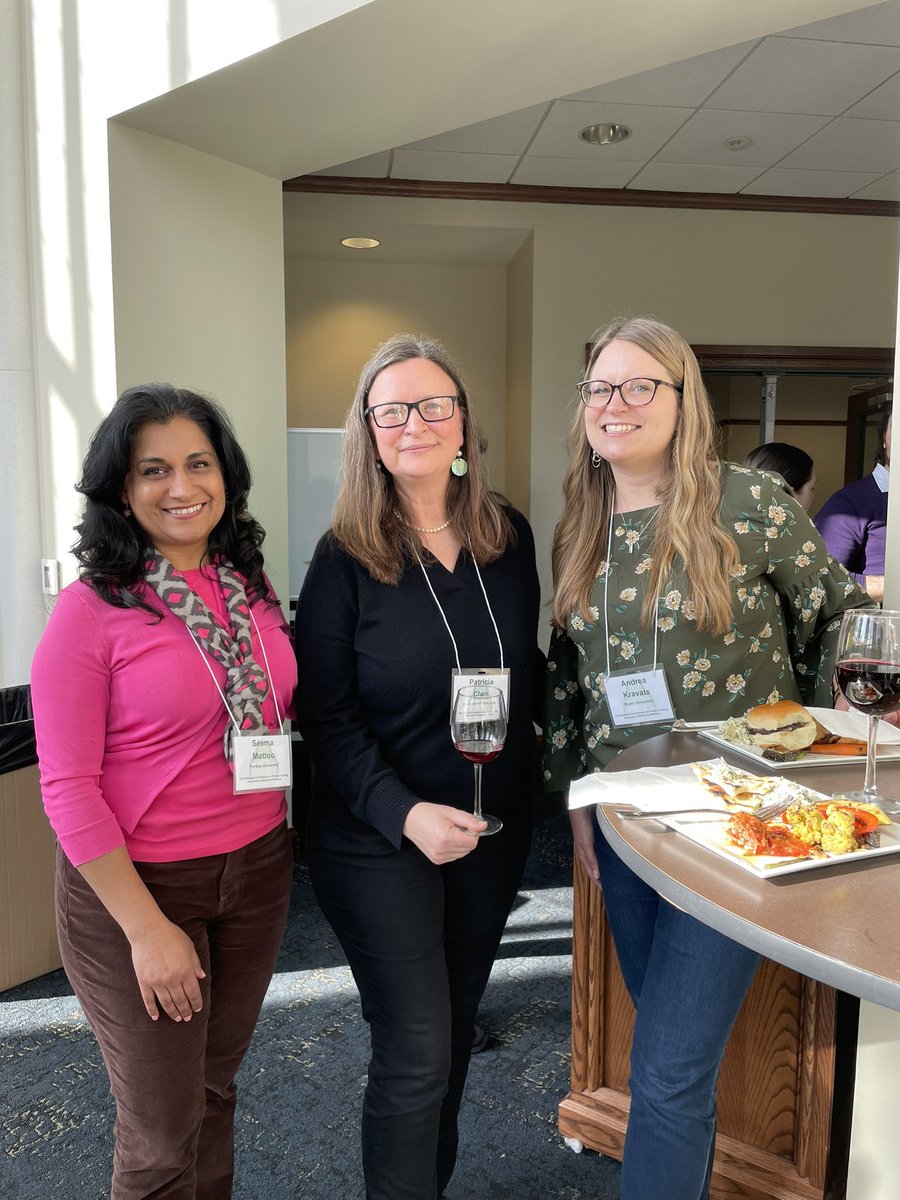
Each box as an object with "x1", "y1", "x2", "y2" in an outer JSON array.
[
  {"x1": 403, "y1": 802, "x2": 487, "y2": 864},
  {"x1": 129, "y1": 918, "x2": 206, "y2": 1023},
  {"x1": 570, "y1": 806, "x2": 601, "y2": 887}
]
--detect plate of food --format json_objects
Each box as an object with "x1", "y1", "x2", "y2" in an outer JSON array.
[
  {"x1": 697, "y1": 701, "x2": 900, "y2": 769},
  {"x1": 661, "y1": 759, "x2": 900, "y2": 877}
]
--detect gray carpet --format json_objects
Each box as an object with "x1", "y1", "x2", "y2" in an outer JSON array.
[{"x1": 0, "y1": 816, "x2": 622, "y2": 1198}]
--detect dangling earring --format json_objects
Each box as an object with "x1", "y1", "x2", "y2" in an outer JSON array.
[
  {"x1": 591, "y1": 451, "x2": 602, "y2": 468},
  {"x1": 450, "y1": 449, "x2": 468, "y2": 478},
  {"x1": 123, "y1": 505, "x2": 132, "y2": 517}
]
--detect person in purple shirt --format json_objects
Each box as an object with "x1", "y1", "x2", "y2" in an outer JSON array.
[{"x1": 815, "y1": 412, "x2": 891, "y2": 603}]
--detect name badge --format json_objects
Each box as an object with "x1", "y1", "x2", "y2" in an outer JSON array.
[
  {"x1": 232, "y1": 732, "x2": 293, "y2": 794},
  {"x1": 601, "y1": 666, "x2": 675, "y2": 728},
  {"x1": 451, "y1": 667, "x2": 511, "y2": 719}
]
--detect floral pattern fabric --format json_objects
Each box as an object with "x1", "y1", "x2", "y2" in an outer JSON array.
[{"x1": 543, "y1": 463, "x2": 870, "y2": 788}]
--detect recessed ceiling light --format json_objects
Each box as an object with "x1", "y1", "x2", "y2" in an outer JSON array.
[
  {"x1": 341, "y1": 237, "x2": 381, "y2": 249},
  {"x1": 579, "y1": 123, "x2": 632, "y2": 146},
  {"x1": 724, "y1": 136, "x2": 753, "y2": 152}
]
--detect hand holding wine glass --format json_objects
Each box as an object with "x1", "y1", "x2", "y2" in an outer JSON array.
[
  {"x1": 834, "y1": 608, "x2": 900, "y2": 809},
  {"x1": 451, "y1": 685, "x2": 507, "y2": 836}
]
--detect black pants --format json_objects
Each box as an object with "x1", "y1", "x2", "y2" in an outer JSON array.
[{"x1": 307, "y1": 808, "x2": 531, "y2": 1200}]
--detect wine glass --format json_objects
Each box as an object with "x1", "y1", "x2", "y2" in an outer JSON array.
[
  {"x1": 834, "y1": 608, "x2": 900, "y2": 809},
  {"x1": 451, "y1": 684, "x2": 507, "y2": 836}
]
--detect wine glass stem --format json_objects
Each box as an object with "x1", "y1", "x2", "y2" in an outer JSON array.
[
  {"x1": 473, "y1": 762, "x2": 483, "y2": 820},
  {"x1": 864, "y1": 713, "x2": 878, "y2": 797}
]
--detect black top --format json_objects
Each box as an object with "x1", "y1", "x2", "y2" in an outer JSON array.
[{"x1": 295, "y1": 508, "x2": 541, "y2": 848}]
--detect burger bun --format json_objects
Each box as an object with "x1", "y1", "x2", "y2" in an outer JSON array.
[{"x1": 745, "y1": 701, "x2": 817, "y2": 753}]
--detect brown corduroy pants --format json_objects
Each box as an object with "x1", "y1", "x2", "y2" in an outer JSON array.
[{"x1": 56, "y1": 821, "x2": 292, "y2": 1200}]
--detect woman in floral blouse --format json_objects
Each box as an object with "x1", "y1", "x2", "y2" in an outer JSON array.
[{"x1": 544, "y1": 315, "x2": 868, "y2": 1200}]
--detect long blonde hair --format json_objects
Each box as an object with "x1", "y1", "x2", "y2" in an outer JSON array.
[
  {"x1": 551, "y1": 316, "x2": 738, "y2": 633},
  {"x1": 332, "y1": 333, "x2": 514, "y2": 582}
]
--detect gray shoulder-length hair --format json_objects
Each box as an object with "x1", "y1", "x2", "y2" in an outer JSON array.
[{"x1": 331, "y1": 333, "x2": 514, "y2": 583}]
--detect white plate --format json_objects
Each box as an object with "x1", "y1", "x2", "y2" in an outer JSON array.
[
  {"x1": 665, "y1": 794, "x2": 900, "y2": 878},
  {"x1": 697, "y1": 707, "x2": 900, "y2": 770}
]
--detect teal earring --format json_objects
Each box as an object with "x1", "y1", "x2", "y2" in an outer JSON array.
[{"x1": 451, "y1": 449, "x2": 468, "y2": 478}]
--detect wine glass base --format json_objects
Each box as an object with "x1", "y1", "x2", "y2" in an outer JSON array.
[
  {"x1": 830, "y1": 788, "x2": 900, "y2": 816},
  {"x1": 476, "y1": 814, "x2": 503, "y2": 837}
]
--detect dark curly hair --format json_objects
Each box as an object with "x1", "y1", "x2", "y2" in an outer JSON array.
[{"x1": 73, "y1": 383, "x2": 276, "y2": 615}]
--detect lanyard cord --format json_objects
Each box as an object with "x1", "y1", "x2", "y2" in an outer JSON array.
[
  {"x1": 185, "y1": 606, "x2": 285, "y2": 735},
  {"x1": 416, "y1": 544, "x2": 504, "y2": 671},
  {"x1": 603, "y1": 496, "x2": 660, "y2": 678}
]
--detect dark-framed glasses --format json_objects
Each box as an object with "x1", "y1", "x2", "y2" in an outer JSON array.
[
  {"x1": 365, "y1": 395, "x2": 459, "y2": 428},
  {"x1": 577, "y1": 377, "x2": 682, "y2": 409}
]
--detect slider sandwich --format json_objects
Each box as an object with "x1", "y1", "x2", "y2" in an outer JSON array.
[{"x1": 745, "y1": 701, "x2": 817, "y2": 762}]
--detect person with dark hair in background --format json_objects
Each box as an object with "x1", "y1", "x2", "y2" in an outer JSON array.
[
  {"x1": 815, "y1": 411, "x2": 891, "y2": 602},
  {"x1": 31, "y1": 384, "x2": 296, "y2": 1199},
  {"x1": 743, "y1": 441, "x2": 816, "y2": 510},
  {"x1": 295, "y1": 334, "x2": 540, "y2": 1200}
]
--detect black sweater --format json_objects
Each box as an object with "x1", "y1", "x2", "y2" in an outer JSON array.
[{"x1": 295, "y1": 509, "x2": 541, "y2": 848}]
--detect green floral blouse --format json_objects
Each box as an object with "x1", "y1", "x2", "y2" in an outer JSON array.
[{"x1": 543, "y1": 463, "x2": 870, "y2": 788}]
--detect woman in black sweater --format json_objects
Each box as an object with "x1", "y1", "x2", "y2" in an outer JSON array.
[{"x1": 295, "y1": 334, "x2": 540, "y2": 1200}]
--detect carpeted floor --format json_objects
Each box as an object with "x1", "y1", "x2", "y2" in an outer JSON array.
[{"x1": 0, "y1": 815, "x2": 623, "y2": 1199}]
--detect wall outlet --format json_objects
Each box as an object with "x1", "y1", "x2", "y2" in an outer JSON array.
[{"x1": 41, "y1": 559, "x2": 60, "y2": 595}]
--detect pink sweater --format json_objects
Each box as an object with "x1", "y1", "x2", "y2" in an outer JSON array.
[{"x1": 32, "y1": 572, "x2": 297, "y2": 867}]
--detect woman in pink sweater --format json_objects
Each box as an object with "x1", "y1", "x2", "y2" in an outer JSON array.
[{"x1": 31, "y1": 384, "x2": 296, "y2": 1200}]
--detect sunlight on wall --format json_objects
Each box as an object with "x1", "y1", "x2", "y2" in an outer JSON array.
[
  {"x1": 32, "y1": 1, "x2": 75, "y2": 371},
  {"x1": 48, "y1": 387, "x2": 80, "y2": 585}
]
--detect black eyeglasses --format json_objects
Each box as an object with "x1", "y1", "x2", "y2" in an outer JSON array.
[
  {"x1": 365, "y1": 395, "x2": 459, "y2": 428},
  {"x1": 578, "y1": 377, "x2": 682, "y2": 409}
]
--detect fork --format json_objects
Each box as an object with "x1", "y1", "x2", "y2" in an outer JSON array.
[{"x1": 614, "y1": 798, "x2": 788, "y2": 822}]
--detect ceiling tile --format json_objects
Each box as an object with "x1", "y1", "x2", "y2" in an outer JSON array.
[
  {"x1": 400, "y1": 103, "x2": 551, "y2": 155},
  {"x1": 741, "y1": 167, "x2": 883, "y2": 197},
  {"x1": 564, "y1": 41, "x2": 758, "y2": 107},
  {"x1": 527, "y1": 99, "x2": 692, "y2": 160},
  {"x1": 656, "y1": 109, "x2": 830, "y2": 167},
  {"x1": 391, "y1": 149, "x2": 518, "y2": 184},
  {"x1": 850, "y1": 168, "x2": 900, "y2": 199},
  {"x1": 702, "y1": 36, "x2": 900, "y2": 116},
  {"x1": 844, "y1": 70, "x2": 900, "y2": 120},
  {"x1": 778, "y1": 117, "x2": 900, "y2": 173},
  {"x1": 313, "y1": 151, "x2": 391, "y2": 177},
  {"x1": 779, "y1": 1, "x2": 900, "y2": 47},
  {"x1": 626, "y1": 162, "x2": 765, "y2": 193},
  {"x1": 510, "y1": 156, "x2": 642, "y2": 188}
]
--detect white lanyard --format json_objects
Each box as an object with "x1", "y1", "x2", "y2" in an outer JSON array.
[
  {"x1": 416, "y1": 548, "x2": 505, "y2": 672},
  {"x1": 603, "y1": 498, "x2": 660, "y2": 677},
  {"x1": 187, "y1": 606, "x2": 284, "y2": 735}
]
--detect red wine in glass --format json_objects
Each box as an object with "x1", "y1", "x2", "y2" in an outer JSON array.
[
  {"x1": 455, "y1": 742, "x2": 503, "y2": 765},
  {"x1": 836, "y1": 661, "x2": 900, "y2": 716},
  {"x1": 450, "y1": 685, "x2": 507, "y2": 836},
  {"x1": 834, "y1": 610, "x2": 900, "y2": 808}
]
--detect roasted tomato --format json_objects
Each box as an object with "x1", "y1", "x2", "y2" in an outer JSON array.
[{"x1": 725, "y1": 811, "x2": 809, "y2": 858}]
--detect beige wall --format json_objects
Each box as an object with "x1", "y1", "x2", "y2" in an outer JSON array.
[
  {"x1": 285, "y1": 257, "x2": 508, "y2": 490},
  {"x1": 109, "y1": 127, "x2": 290, "y2": 601},
  {"x1": 284, "y1": 192, "x2": 899, "y2": 597},
  {"x1": 505, "y1": 236, "x2": 534, "y2": 516}
]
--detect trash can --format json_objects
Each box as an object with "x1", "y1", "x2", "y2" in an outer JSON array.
[{"x1": 0, "y1": 684, "x2": 62, "y2": 991}]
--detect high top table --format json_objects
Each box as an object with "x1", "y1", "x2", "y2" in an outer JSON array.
[{"x1": 559, "y1": 732, "x2": 900, "y2": 1200}]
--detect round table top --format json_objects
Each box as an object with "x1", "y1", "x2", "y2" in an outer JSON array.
[{"x1": 599, "y1": 733, "x2": 900, "y2": 1011}]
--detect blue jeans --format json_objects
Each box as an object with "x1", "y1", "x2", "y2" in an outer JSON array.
[{"x1": 593, "y1": 816, "x2": 760, "y2": 1200}]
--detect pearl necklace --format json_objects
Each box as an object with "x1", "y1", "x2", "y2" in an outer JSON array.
[{"x1": 403, "y1": 516, "x2": 452, "y2": 533}]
